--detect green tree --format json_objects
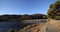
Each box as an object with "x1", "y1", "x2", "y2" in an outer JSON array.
[
  {"x1": 8, "y1": 29, "x2": 15, "y2": 32},
  {"x1": 47, "y1": 1, "x2": 60, "y2": 19}
]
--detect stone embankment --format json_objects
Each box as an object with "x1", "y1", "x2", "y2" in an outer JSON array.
[
  {"x1": 18, "y1": 23, "x2": 46, "y2": 32},
  {"x1": 17, "y1": 19, "x2": 60, "y2": 32}
]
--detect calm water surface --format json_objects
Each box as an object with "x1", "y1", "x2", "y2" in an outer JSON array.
[{"x1": 0, "y1": 22, "x2": 23, "y2": 32}]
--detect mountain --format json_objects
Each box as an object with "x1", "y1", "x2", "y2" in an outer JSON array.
[{"x1": 0, "y1": 14, "x2": 47, "y2": 22}]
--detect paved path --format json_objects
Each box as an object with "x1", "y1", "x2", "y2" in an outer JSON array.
[{"x1": 47, "y1": 19, "x2": 60, "y2": 32}]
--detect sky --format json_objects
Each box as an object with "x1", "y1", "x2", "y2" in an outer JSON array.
[{"x1": 0, "y1": 0, "x2": 57, "y2": 15}]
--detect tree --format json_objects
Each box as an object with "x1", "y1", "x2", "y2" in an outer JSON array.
[
  {"x1": 31, "y1": 14, "x2": 46, "y2": 19},
  {"x1": 47, "y1": 1, "x2": 60, "y2": 19},
  {"x1": 8, "y1": 29, "x2": 15, "y2": 32},
  {"x1": 20, "y1": 14, "x2": 32, "y2": 20}
]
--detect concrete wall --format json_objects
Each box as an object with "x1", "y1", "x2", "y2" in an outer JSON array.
[{"x1": 21, "y1": 19, "x2": 47, "y2": 24}]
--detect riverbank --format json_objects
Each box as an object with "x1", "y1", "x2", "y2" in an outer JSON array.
[{"x1": 0, "y1": 22, "x2": 34, "y2": 32}]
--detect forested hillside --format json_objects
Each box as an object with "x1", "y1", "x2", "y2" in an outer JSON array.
[{"x1": 0, "y1": 14, "x2": 47, "y2": 22}]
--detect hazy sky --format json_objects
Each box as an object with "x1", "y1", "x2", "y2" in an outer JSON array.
[{"x1": 0, "y1": 0, "x2": 57, "y2": 15}]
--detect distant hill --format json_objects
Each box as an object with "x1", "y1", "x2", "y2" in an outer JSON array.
[{"x1": 0, "y1": 14, "x2": 47, "y2": 22}]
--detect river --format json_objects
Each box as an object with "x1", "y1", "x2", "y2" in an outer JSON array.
[{"x1": 0, "y1": 22, "x2": 26, "y2": 32}]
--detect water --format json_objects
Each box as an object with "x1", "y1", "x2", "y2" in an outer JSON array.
[
  {"x1": 0, "y1": 20, "x2": 47, "y2": 32},
  {"x1": 0, "y1": 22, "x2": 23, "y2": 32}
]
